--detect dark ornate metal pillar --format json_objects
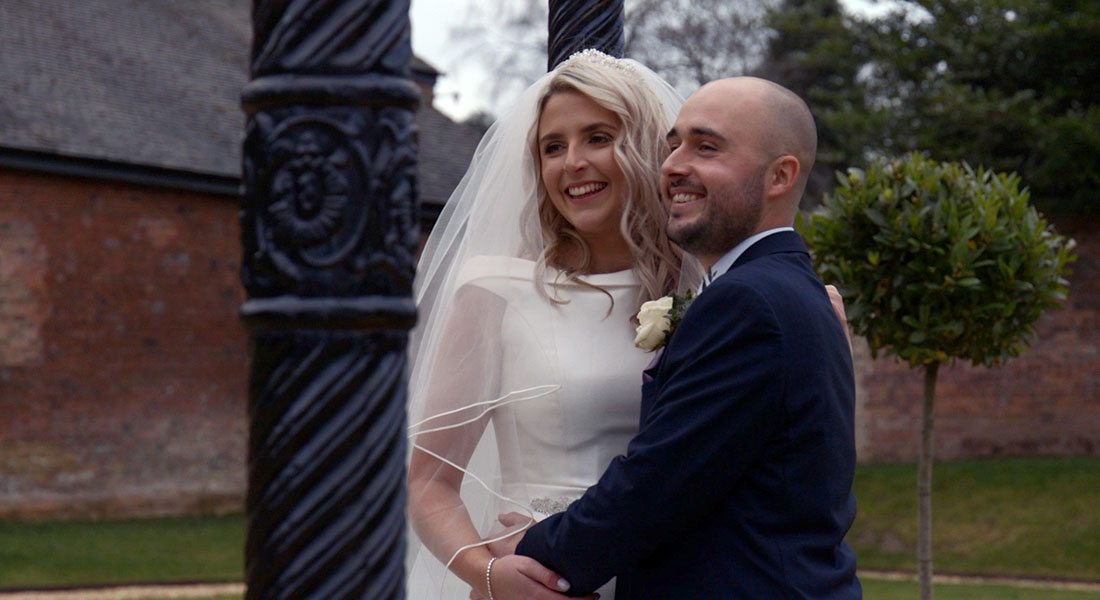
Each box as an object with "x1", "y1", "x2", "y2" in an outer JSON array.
[
  {"x1": 240, "y1": 1, "x2": 418, "y2": 598},
  {"x1": 547, "y1": 0, "x2": 625, "y2": 69}
]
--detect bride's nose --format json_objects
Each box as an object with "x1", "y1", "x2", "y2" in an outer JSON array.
[{"x1": 564, "y1": 145, "x2": 588, "y2": 171}]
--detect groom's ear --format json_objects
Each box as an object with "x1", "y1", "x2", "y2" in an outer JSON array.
[{"x1": 764, "y1": 155, "x2": 800, "y2": 199}]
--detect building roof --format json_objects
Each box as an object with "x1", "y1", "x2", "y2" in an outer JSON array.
[{"x1": 0, "y1": 0, "x2": 481, "y2": 209}]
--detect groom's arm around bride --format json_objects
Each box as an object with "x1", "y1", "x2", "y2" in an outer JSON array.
[{"x1": 514, "y1": 77, "x2": 862, "y2": 600}]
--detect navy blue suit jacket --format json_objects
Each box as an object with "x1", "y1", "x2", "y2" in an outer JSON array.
[{"x1": 516, "y1": 232, "x2": 861, "y2": 599}]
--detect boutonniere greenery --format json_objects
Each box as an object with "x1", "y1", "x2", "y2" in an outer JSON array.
[{"x1": 633, "y1": 290, "x2": 696, "y2": 352}]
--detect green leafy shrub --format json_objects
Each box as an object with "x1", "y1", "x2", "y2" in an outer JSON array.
[
  {"x1": 800, "y1": 152, "x2": 1076, "y2": 368},
  {"x1": 798, "y1": 151, "x2": 1076, "y2": 600}
]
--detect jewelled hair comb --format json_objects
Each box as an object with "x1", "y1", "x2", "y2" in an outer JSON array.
[{"x1": 561, "y1": 48, "x2": 640, "y2": 81}]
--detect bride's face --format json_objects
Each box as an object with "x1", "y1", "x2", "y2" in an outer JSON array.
[{"x1": 537, "y1": 90, "x2": 627, "y2": 245}]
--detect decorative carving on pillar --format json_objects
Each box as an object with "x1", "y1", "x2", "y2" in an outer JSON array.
[
  {"x1": 240, "y1": 1, "x2": 417, "y2": 598},
  {"x1": 547, "y1": 0, "x2": 625, "y2": 69}
]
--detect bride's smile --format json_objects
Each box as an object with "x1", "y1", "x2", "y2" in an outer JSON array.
[{"x1": 537, "y1": 90, "x2": 626, "y2": 244}]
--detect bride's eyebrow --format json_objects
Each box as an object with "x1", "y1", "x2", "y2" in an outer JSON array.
[
  {"x1": 539, "y1": 122, "x2": 618, "y2": 145},
  {"x1": 581, "y1": 121, "x2": 618, "y2": 133}
]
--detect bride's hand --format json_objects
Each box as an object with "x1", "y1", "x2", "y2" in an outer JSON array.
[
  {"x1": 824, "y1": 284, "x2": 852, "y2": 347},
  {"x1": 485, "y1": 512, "x2": 530, "y2": 557},
  {"x1": 469, "y1": 555, "x2": 598, "y2": 600}
]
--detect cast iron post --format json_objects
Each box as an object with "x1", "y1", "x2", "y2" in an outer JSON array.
[
  {"x1": 240, "y1": 1, "x2": 418, "y2": 598},
  {"x1": 547, "y1": 0, "x2": 625, "y2": 69}
]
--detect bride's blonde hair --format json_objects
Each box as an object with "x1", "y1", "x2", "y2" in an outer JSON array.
[{"x1": 527, "y1": 53, "x2": 685, "y2": 304}]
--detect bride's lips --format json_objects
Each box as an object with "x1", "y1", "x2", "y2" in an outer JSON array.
[{"x1": 564, "y1": 181, "x2": 608, "y2": 202}]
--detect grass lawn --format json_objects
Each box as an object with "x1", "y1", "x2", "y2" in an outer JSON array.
[
  {"x1": 0, "y1": 457, "x2": 1096, "y2": 590},
  {"x1": 849, "y1": 457, "x2": 1100, "y2": 579},
  {"x1": 0, "y1": 514, "x2": 243, "y2": 587}
]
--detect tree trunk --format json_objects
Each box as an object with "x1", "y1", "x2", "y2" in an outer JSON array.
[{"x1": 918, "y1": 361, "x2": 939, "y2": 600}]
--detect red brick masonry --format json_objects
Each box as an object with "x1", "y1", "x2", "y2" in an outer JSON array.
[
  {"x1": 0, "y1": 170, "x2": 1095, "y2": 518},
  {"x1": 1, "y1": 171, "x2": 247, "y2": 520}
]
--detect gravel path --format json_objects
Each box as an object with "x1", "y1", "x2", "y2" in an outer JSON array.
[{"x1": 860, "y1": 569, "x2": 1100, "y2": 592}]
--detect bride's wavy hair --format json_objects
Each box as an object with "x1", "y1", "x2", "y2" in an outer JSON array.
[{"x1": 525, "y1": 54, "x2": 686, "y2": 306}]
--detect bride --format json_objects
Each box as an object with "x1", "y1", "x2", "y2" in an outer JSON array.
[{"x1": 405, "y1": 50, "x2": 691, "y2": 599}]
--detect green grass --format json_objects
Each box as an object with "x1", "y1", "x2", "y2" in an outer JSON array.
[
  {"x1": 0, "y1": 514, "x2": 244, "y2": 587},
  {"x1": 862, "y1": 578, "x2": 1100, "y2": 599},
  {"x1": 850, "y1": 457, "x2": 1100, "y2": 579},
  {"x1": 124, "y1": 585, "x2": 1100, "y2": 600},
  {"x1": 0, "y1": 458, "x2": 1097, "y2": 590}
]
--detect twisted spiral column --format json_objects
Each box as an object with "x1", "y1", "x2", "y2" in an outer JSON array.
[
  {"x1": 547, "y1": 0, "x2": 625, "y2": 69},
  {"x1": 240, "y1": 1, "x2": 418, "y2": 598}
]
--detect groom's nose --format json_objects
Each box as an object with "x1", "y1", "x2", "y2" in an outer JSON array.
[
  {"x1": 662, "y1": 149, "x2": 689, "y2": 192},
  {"x1": 662, "y1": 144, "x2": 688, "y2": 178}
]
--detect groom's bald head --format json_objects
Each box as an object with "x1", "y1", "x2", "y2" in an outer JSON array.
[
  {"x1": 662, "y1": 77, "x2": 818, "y2": 265},
  {"x1": 700, "y1": 77, "x2": 817, "y2": 192}
]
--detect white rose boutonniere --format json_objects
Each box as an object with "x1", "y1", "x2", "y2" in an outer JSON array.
[
  {"x1": 633, "y1": 291, "x2": 696, "y2": 352},
  {"x1": 633, "y1": 296, "x2": 674, "y2": 351}
]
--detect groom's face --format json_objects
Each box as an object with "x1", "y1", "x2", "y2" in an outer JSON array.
[{"x1": 661, "y1": 83, "x2": 769, "y2": 266}]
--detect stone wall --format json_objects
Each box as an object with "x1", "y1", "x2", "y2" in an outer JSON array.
[{"x1": 0, "y1": 170, "x2": 248, "y2": 520}]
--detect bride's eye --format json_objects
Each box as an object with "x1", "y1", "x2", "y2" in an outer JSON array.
[
  {"x1": 591, "y1": 132, "x2": 614, "y2": 144},
  {"x1": 543, "y1": 141, "x2": 565, "y2": 155}
]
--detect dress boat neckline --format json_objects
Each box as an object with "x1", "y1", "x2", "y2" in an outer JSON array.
[{"x1": 458, "y1": 255, "x2": 639, "y2": 288}]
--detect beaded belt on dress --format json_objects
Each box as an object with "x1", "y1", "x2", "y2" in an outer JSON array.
[{"x1": 530, "y1": 495, "x2": 577, "y2": 515}]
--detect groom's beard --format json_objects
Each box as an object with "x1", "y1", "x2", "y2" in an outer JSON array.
[{"x1": 666, "y1": 166, "x2": 766, "y2": 259}]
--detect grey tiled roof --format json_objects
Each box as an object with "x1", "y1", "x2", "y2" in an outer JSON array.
[{"x1": 0, "y1": 0, "x2": 480, "y2": 208}]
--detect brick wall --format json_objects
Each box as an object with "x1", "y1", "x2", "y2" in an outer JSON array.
[
  {"x1": 853, "y1": 216, "x2": 1099, "y2": 462},
  {"x1": 0, "y1": 170, "x2": 248, "y2": 520},
  {"x1": 0, "y1": 168, "x2": 1096, "y2": 519}
]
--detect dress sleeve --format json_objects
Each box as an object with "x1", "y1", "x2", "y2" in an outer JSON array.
[
  {"x1": 516, "y1": 281, "x2": 786, "y2": 594},
  {"x1": 407, "y1": 280, "x2": 508, "y2": 569}
]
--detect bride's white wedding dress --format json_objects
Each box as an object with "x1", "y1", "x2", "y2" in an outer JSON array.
[{"x1": 407, "y1": 256, "x2": 651, "y2": 599}]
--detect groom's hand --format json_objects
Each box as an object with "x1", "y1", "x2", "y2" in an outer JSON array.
[{"x1": 470, "y1": 555, "x2": 598, "y2": 600}]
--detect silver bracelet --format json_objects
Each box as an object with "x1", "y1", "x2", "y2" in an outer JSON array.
[{"x1": 486, "y1": 556, "x2": 498, "y2": 600}]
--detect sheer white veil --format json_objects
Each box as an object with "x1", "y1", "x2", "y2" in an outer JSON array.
[{"x1": 405, "y1": 51, "x2": 688, "y2": 599}]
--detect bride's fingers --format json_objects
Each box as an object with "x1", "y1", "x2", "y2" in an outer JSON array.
[
  {"x1": 514, "y1": 556, "x2": 572, "y2": 594},
  {"x1": 824, "y1": 284, "x2": 853, "y2": 348},
  {"x1": 825, "y1": 284, "x2": 848, "y2": 323},
  {"x1": 491, "y1": 555, "x2": 581, "y2": 600}
]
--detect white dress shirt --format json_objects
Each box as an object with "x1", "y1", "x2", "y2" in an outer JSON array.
[{"x1": 699, "y1": 227, "x2": 795, "y2": 293}]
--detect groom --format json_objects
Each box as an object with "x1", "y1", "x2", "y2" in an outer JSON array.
[{"x1": 510, "y1": 77, "x2": 861, "y2": 598}]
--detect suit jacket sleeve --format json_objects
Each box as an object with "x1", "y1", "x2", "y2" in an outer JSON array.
[{"x1": 516, "y1": 280, "x2": 787, "y2": 594}]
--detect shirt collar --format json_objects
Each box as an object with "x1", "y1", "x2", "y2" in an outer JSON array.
[{"x1": 699, "y1": 227, "x2": 794, "y2": 291}]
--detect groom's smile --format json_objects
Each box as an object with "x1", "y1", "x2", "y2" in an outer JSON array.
[{"x1": 666, "y1": 179, "x2": 707, "y2": 217}]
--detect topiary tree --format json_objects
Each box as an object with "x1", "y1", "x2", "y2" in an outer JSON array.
[{"x1": 798, "y1": 152, "x2": 1076, "y2": 600}]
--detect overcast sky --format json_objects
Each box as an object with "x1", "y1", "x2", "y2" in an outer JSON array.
[{"x1": 410, "y1": 0, "x2": 900, "y2": 122}]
